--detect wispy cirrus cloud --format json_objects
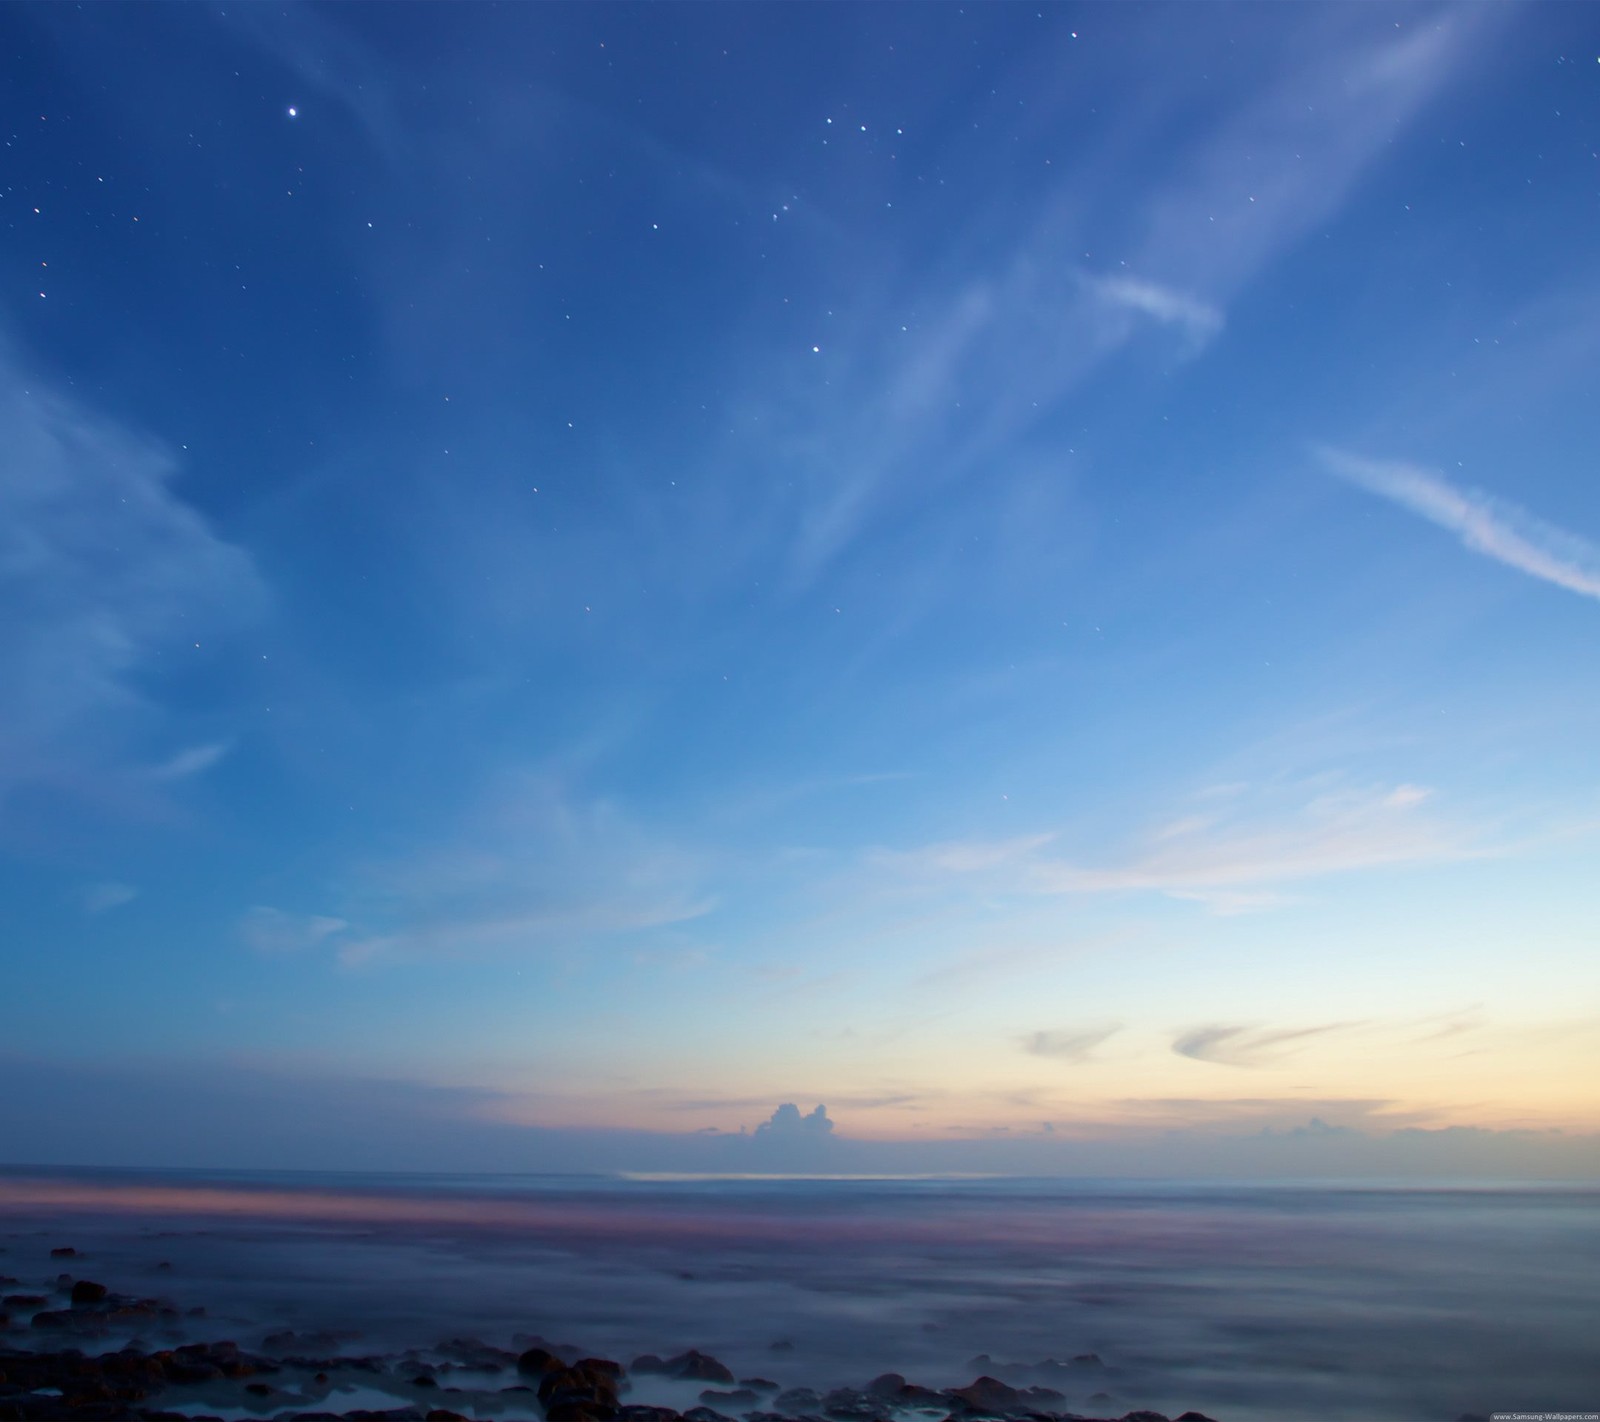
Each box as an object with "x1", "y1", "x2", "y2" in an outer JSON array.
[
  {"x1": 0, "y1": 339, "x2": 262, "y2": 816},
  {"x1": 1022, "y1": 1025, "x2": 1121, "y2": 1063},
  {"x1": 83, "y1": 881, "x2": 139, "y2": 915},
  {"x1": 149, "y1": 741, "x2": 233, "y2": 781},
  {"x1": 1083, "y1": 274, "x2": 1223, "y2": 344},
  {"x1": 1320, "y1": 447, "x2": 1600, "y2": 601},
  {"x1": 875, "y1": 779, "x2": 1479, "y2": 913},
  {"x1": 240, "y1": 907, "x2": 349, "y2": 956},
  {"x1": 321, "y1": 775, "x2": 718, "y2": 967},
  {"x1": 1172, "y1": 1022, "x2": 1359, "y2": 1069}
]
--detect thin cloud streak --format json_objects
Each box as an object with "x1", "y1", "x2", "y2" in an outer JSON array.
[
  {"x1": 1321, "y1": 447, "x2": 1600, "y2": 601},
  {"x1": 1173, "y1": 1022, "x2": 1360, "y2": 1069},
  {"x1": 1022, "y1": 1025, "x2": 1121, "y2": 1063},
  {"x1": 1084, "y1": 273, "x2": 1223, "y2": 343}
]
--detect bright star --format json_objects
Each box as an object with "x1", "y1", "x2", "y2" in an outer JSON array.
[{"x1": 287, "y1": 106, "x2": 298, "y2": 119}]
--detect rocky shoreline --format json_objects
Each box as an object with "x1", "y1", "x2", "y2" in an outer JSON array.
[{"x1": 1, "y1": 1252, "x2": 1220, "y2": 1422}]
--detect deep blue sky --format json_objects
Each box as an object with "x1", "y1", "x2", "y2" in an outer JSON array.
[{"x1": 3, "y1": 2, "x2": 1598, "y2": 1174}]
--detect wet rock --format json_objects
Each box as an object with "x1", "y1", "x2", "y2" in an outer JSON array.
[
  {"x1": 517, "y1": 1347, "x2": 565, "y2": 1379},
  {"x1": 682, "y1": 1409, "x2": 735, "y2": 1422},
  {"x1": 68, "y1": 1286, "x2": 106, "y2": 1310},
  {"x1": 538, "y1": 1359, "x2": 622, "y2": 1422},
  {"x1": 773, "y1": 1389, "x2": 820, "y2": 1413},
  {"x1": 630, "y1": 1352, "x2": 731, "y2": 1384},
  {"x1": 48, "y1": 1252, "x2": 77, "y2": 1261},
  {"x1": 1117, "y1": 1413, "x2": 1170, "y2": 1422},
  {"x1": 699, "y1": 1390, "x2": 757, "y2": 1409},
  {"x1": 426, "y1": 1412, "x2": 470, "y2": 1422},
  {"x1": 943, "y1": 1378, "x2": 1064, "y2": 1417},
  {"x1": 616, "y1": 1408, "x2": 681, "y2": 1422},
  {"x1": 1173, "y1": 1413, "x2": 1219, "y2": 1422},
  {"x1": 410, "y1": 1376, "x2": 438, "y2": 1389},
  {"x1": 433, "y1": 1339, "x2": 517, "y2": 1372}
]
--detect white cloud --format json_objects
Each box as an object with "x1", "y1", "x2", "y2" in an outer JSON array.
[
  {"x1": 83, "y1": 881, "x2": 138, "y2": 914},
  {"x1": 149, "y1": 741, "x2": 233, "y2": 781},
  {"x1": 878, "y1": 779, "x2": 1479, "y2": 913},
  {"x1": 240, "y1": 906, "x2": 349, "y2": 955},
  {"x1": 1320, "y1": 447, "x2": 1600, "y2": 601},
  {"x1": 329, "y1": 775, "x2": 718, "y2": 966},
  {"x1": 0, "y1": 341, "x2": 262, "y2": 811},
  {"x1": 1083, "y1": 274, "x2": 1223, "y2": 343}
]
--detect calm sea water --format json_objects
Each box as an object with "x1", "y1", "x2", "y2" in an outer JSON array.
[{"x1": 1, "y1": 1171, "x2": 1596, "y2": 1422}]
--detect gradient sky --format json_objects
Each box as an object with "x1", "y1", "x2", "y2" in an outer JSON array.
[{"x1": 3, "y1": 1, "x2": 1598, "y2": 1174}]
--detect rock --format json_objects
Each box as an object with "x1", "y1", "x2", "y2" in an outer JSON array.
[
  {"x1": 69, "y1": 1285, "x2": 107, "y2": 1309},
  {"x1": 244, "y1": 1383, "x2": 274, "y2": 1397},
  {"x1": 538, "y1": 1360, "x2": 622, "y2": 1420},
  {"x1": 739, "y1": 1380, "x2": 778, "y2": 1393},
  {"x1": 1118, "y1": 1413, "x2": 1169, "y2": 1422},
  {"x1": 411, "y1": 1377, "x2": 438, "y2": 1389},
  {"x1": 616, "y1": 1409, "x2": 682, "y2": 1422},
  {"x1": 682, "y1": 1410, "x2": 735, "y2": 1422},
  {"x1": 860, "y1": 1379, "x2": 942, "y2": 1410},
  {"x1": 517, "y1": 1347, "x2": 565, "y2": 1379},
  {"x1": 773, "y1": 1390, "x2": 819, "y2": 1413},
  {"x1": 433, "y1": 1339, "x2": 517, "y2": 1372},
  {"x1": 425, "y1": 1412, "x2": 469, "y2": 1422},
  {"x1": 1173, "y1": 1413, "x2": 1219, "y2": 1422},
  {"x1": 659, "y1": 1353, "x2": 734, "y2": 1384},
  {"x1": 699, "y1": 1391, "x2": 757, "y2": 1408},
  {"x1": 942, "y1": 1378, "x2": 1062, "y2": 1417},
  {"x1": 48, "y1": 1250, "x2": 77, "y2": 1260}
]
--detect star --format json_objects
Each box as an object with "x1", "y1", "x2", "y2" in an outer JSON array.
[{"x1": 287, "y1": 106, "x2": 298, "y2": 119}]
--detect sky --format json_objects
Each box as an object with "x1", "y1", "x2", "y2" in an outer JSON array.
[{"x1": 2, "y1": 1, "x2": 1598, "y2": 1177}]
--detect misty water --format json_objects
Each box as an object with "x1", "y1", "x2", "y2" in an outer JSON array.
[{"x1": 2, "y1": 1171, "x2": 1597, "y2": 1422}]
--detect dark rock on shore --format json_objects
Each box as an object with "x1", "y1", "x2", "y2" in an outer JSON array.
[
  {"x1": 630, "y1": 1352, "x2": 733, "y2": 1384},
  {"x1": 432, "y1": 1339, "x2": 516, "y2": 1373},
  {"x1": 517, "y1": 1347, "x2": 564, "y2": 1380},
  {"x1": 48, "y1": 1252, "x2": 77, "y2": 1262},
  {"x1": 944, "y1": 1377, "x2": 1065, "y2": 1416},
  {"x1": 772, "y1": 1388, "x2": 819, "y2": 1413},
  {"x1": 863, "y1": 1376, "x2": 944, "y2": 1410},
  {"x1": 69, "y1": 1286, "x2": 107, "y2": 1309},
  {"x1": 538, "y1": 1357, "x2": 624, "y2": 1422},
  {"x1": 616, "y1": 1408, "x2": 681, "y2": 1422}
]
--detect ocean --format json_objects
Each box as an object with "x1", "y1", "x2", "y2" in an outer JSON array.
[{"x1": 1, "y1": 1170, "x2": 1596, "y2": 1422}]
